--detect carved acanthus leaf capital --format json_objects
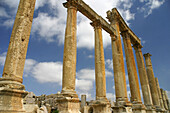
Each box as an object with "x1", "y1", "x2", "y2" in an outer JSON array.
[
  {"x1": 106, "y1": 9, "x2": 119, "y2": 23},
  {"x1": 110, "y1": 34, "x2": 117, "y2": 41},
  {"x1": 90, "y1": 20, "x2": 102, "y2": 29},
  {"x1": 133, "y1": 43, "x2": 143, "y2": 50},
  {"x1": 143, "y1": 53, "x2": 152, "y2": 58},
  {"x1": 63, "y1": 0, "x2": 78, "y2": 9},
  {"x1": 121, "y1": 30, "x2": 130, "y2": 39}
]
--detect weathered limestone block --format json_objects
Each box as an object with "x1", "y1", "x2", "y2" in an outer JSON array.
[
  {"x1": 56, "y1": 97, "x2": 80, "y2": 113},
  {"x1": 89, "y1": 100, "x2": 111, "y2": 113}
]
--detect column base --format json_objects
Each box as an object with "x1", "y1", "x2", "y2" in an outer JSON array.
[
  {"x1": 0, "y1": 78, "x2": 28, "y2": 113},
  {"x1": 56, "y1": 96, "x2": 80, "y2": 113},
  {"x1": 144, "y1": 104, "x2": 156, "y2": 113},
  {"x1": 132, "y1": 103, "x2": 146, "y2": 113},
  {"x1": 154, "y1": 105, "x2": 165, "y2": 113},
  {"x1": 61, "y1": 89, "x2": 78, "y2": 98},
  {"x1": 89, "y1": 99, "x2": 111, "y2": 113}
]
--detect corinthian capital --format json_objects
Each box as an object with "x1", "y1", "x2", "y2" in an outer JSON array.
[{"x1": 106, "y1": 8, "x2": 119, "y2": 23}]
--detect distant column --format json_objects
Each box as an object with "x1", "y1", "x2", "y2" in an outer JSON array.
[
  {"x1": 164, "y1": 90, "x2": 170, "y2": 110},
  {"x1": 121, "y1": 31, "x2": 142, "y2": 104},
  {"x1": 133, "y1": 44, "x2": 153, "y2": 107},
  {"x1": 107, "y1": 10, "x2": 128, "y2": 104},
  {"x1": 62, "y1": 2, "x2": 78, "y2": 97},
  {"x1": 144, "y1": 53, "x2": 160, "y2": 108},
  {"x1": 91, "y1": 20, "x2": 107, "y2": 101},
  {"x1": 161, "y1": 89, "x2": 168, "y2": 110},
  {"x1": 155, "y1": 78, "x2": 165, "y2": 109}
]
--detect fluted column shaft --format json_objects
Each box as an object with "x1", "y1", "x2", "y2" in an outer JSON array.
[
  {"x1": 91, "y1": 21, "x2": 107, "y2": 100},
  {"x1": 155, "y1": 78, "x2": 164, "y2": 109},
  {"x1": 2, "y1": 0, "x2": 36, "y2": 83},
  {"x1": 144, "y1": 53, "x2": 160, "y2": 107},
  {"x1": 107, "y1": 10, "x2": 128, "y2": 103},
  {"x1": 122, "y1": 32, "x2": 142, "y2": 103},
  {"x1": 62, "y1": 3, "x2": 77, "y2": 96},
  {"x1": 134, "y1": 44, "x2": 153, "y2": 106}
]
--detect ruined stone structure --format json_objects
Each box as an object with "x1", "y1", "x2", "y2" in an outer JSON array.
[{"x1": 0, "y1": 0, "x2": 169, "y2": 113}]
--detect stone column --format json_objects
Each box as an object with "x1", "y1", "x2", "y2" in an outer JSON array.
[
  {"x1": 81, "y1": 95, "x2": 86, "y2": 109},
  {"x1": 62, "y1": 1, "x2": 78, "y2": 97},
  {"x1": 160, "y1": 89, "x2": 168, "y2": 110},
  {"x1": 91, "y1": 20, "x2": 107, "y2": 101},
  {"x1": 106, "y1": 10, "x2": 128, "y2": 105},
  {"x1": 155, "y1": 78, "x2": 165, "y2": 109},
  {"x1": 57, "y1": 1, "x2": 80, "y2": 113},
  {"x1": 121, "y1": 31, "x2": 142, "y2": 104},
  {"x1": 133, "y1": 44, "x2": 154, "y2": 110},
  {"x1": 144, "y1": 53, "x2": 160, "y2": 109},
  {"x1": 0, "y1": 0, "x2": 36, "y2": 112},
  {"x1": 164, "y1": 90, "x2": 170, "y2": 110}
]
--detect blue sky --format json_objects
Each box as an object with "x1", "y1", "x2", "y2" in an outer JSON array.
[{"x1": 0, "y1": 0, "x2": 170, "y2": 101}]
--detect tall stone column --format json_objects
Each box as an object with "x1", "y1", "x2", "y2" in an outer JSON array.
[
  {"x1": 121, "y1": 31, "x2": 142, "y2": 104},
  {"x1": 164, "y1": 90, "x2": 170, "y2": 110},
  {"x1": 155, "y1": 78, "x2": 165, "y2": 109},
  {"x1": 133, "y1": 44, "x2": 154, "y2": 111},
  {"x1": 91, "y1": 20, "x2": 107, "y2": 101},
  {"x1": 57, "y1": 1, "x2": 80, "y2": 113},
  {"x1": 62, "y1": 1, "x2": 78, "y2": 97},
  {"x1": 0, "y1": 0, "x2": 36, "y2": 112},
  {"x1": 89, "y1": 20, "x2": 111, "y2": 113},
  {"x1": 106, "y1": 10, "x2": 128, "y2": 105},
  {"x1": 144, "y1": 53, "x2": 161, "y2": 110}
]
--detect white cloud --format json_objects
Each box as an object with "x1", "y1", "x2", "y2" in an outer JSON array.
[
  {"x1": 32, "y1": 62, "x2": 63, "y2": 84},
  {"x1": 2, "y1": 19, "x2": 14, "y2": 28},
  {"x1": 139, "y1": 37, "x2": 146, "y2": 44},
  {"x1": 106, "y1": 93, "x2": 115, "y2": 101},
  {"x1": 0, "y1": 8, "x2": 9, "y2": 17},
  {"x1": 88, "y1": 55, "x2": 94, "y2": 59},
  {"x1": 24, "y1": 59, "x2": 37, "y2": 77},
  {"x1": 138, "y1": 0, "x2": 165, "y2": 17},
  {"x1": 105, "y1": 69, "x2": 113, "y2": 77},
  {"x1": 166, "y1": 90, "x2": 170, "y2": 100},
  {"x1": 31, "y1": 13, "x2": 65, "y2": 44},
  {"x1": 105, "y1": 59, "x2": 113, "y2": 70},
  {"x1": 77, "y1": 69, "x2": 95, "y2": 81},
  {"x1": 0, "y1": 52, "x2": 7, "y2": 66},
  {"x1": 76, "y1": 79, "x2": 93, "y2": 92}
]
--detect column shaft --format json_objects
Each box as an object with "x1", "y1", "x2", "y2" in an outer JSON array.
[
  {"x1": 122, "y1": 32, "x2": 142, "y2": 103},
  {"x1": 155, "y1": 78, "x2": 164, "y2": 109},
  {"x1": 144, "y1": 53, "x2": 160, "y2": 107},
  {"x1": 134, "y1": 45, "x2": 153, "y2": 106},
  {"x1": 161, "y1": 89, "x2": 168, "y2": 110},
  {"x1": 2, "y1": 0, "x2": 36, "y2": 83},
  {"x1": 107, "y1": 10, "x2": 128, "y2": 103},
  {"x1": 91, "y1": 21, "x2": 107, "y2": 100},
  {"x1": 62, "y1": 4, "x2": 77, "y2": 95}
]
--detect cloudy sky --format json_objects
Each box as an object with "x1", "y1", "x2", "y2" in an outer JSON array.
[{"x1": 0, "y1": 0, "x2": 170, "y2": 101}]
